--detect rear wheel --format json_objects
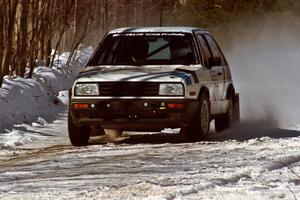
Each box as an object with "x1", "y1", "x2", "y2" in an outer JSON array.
[
  {"x1": 183, "y1": 93, "x2": 210, "y2": 142},
  {"x1": 215, "y1": 96, "x2": 234, "y2": 132},
  {"x1": 68, "y1": 112, "x2": 91, "y2": 146}
]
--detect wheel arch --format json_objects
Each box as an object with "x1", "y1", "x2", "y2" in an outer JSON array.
[
  {"x1": 198, "y1": 86, "x2": 210, "y2": 100},
  {"x1": 226, "y1": 84, "x2": 235, "y2": 99}
]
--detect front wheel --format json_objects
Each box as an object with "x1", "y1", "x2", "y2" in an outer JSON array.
[
  {"x1": 183, "y1": 93, "x2": 210, "y2": 142},
  {"x1": 68, "y1": 112, "x2": 91, "y2": 146}
]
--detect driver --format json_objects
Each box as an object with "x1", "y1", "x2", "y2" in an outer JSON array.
[
  {"x1": 131, "y1": 38, "x2": 149, "y2": 62},
  {"x1": 169, "y1": 38, "x2": 193, "y2": 62}
]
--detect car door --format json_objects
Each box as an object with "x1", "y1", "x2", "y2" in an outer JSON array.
[
  {"x1": 203, "y1": 34, "x2": 227, "y2": 111},
  {"x1": 195, "y1": 33, "x2": 220, "y2": 114}
]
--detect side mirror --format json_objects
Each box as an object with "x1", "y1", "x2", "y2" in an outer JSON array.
[{"x1": 209, "y1": 57, "x2": 221, "y2": 67}]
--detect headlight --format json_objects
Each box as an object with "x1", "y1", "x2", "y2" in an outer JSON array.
[
  {"x1": 75, "y1": 83, "x2": 99, "y2": 96},
  {"x1": 159, "y1": 83, "x2": 184, "y2": 96}
]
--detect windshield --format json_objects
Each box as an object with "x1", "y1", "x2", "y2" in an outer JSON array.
[{"x1": 88, "y1": 32, "x2": 198, "y2": 66}]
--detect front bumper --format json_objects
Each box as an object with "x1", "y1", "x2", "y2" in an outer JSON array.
[{"x1": 69, "y1": 99, "x2": 199, "y2": 130}]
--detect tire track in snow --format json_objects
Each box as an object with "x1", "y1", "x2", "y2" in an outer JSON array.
[
  {"x1": 266, "y1": 155, "x2": 300, "y2": 171},
  {"x1": 146, "y1": 172, "x2": 252, "y2": 200},
  {"x1": 0, "y1": 144, "x2": 72, "y2": 166},
  {"x1": 149, "y1": 154, "x2": 300, "y2": 200}
]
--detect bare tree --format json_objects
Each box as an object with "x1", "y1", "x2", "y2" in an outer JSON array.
[
  {"x1": 65, "y1": 0, "x2": 93, "y2": 75},
  {"x1": 1, "y1": 0, "x2": 18, "y2": 87},
  {"x1": 16, "y1": 0, "x2": 29, "y2": 77},
  {"x1": 28, "y1": 0, "x2": 40, "y2": 78},
  {"x1": 49, "y1": 0, "x2": 74, "y2": 68},
  {"x1": 0, "y1": 0, "x2": 5, "y2": 78}
]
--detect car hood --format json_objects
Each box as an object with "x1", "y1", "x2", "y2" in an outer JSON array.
[{"x1": 76, "y1": 65, "x2": 202, "y2": 83}]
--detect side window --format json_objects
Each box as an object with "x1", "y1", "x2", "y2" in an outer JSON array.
[
  {"x1": 204, "y1": 34, "x2": 226, "y2": 66},
  {"x1": 196, "y1": 34, "x2": 212, "y2": 68}
]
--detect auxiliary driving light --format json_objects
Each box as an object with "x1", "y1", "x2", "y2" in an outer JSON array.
[
  {"x1": 73, "y1": 103, "x2": 89, "y2": 109},
  {"x1": 167, "y1": 103, "x2": 183, "y2": 109}
]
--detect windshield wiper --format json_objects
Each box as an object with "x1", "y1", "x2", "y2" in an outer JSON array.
[{"x1": 131, "y1": 42, "x2": 171, "y2": 66}]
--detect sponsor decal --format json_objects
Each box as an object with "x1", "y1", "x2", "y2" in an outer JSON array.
[
  {"x1": 175, "y1": 68, "x2": 199, "y2": 84},
  {"x1": 112, "y1": 33, "x2": 186, "y2": 37},
  {"x1": 171, "y1": 71, "x2": 192, "y2": 85}
]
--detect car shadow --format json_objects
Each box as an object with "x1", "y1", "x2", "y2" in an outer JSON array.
[
  {"x1": 89, "y1": 131, "x2": 188, "y2": 145},
  {"x1": 208, "y1": 120, "x2": 300, "y2": 142},
  {"x1": 116, "y1": 132, "x2": 188, "y2": 144},
  {"x1": 89, "y1": 120, "x2": 300, "y2": 145}
]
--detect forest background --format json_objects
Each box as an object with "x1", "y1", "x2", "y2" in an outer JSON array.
[{"x1": 0, "y1": 0, "x2": 299, "y2": 87}]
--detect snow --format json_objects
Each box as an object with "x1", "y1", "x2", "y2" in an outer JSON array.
[
  {"x1": 0, "y1": 47, "x2": 93, "y2": 150},
  {"x1": 1, "y1": 115, "x2": 299, "y2": 199},
  {"x1": 0, "y1": 128, "x2": 299, "y2": 199}
]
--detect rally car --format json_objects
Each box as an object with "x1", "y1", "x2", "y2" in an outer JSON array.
[{"x1": 68, "y1": 27, "x2": 240, "y2": 146}]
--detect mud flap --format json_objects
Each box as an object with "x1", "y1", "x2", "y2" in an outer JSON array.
[{"x1": 233, "y1": 93, "x2": 240, "y2": 122}]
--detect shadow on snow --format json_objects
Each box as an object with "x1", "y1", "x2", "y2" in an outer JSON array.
[{"x1": 89, "y1": 120, "x2": 300, "y2": 145}]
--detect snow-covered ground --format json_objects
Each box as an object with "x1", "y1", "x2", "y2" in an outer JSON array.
[
  {"x1": 0, "y1": 47, "x2": 93, "y2": 151},
  {"x1": 0, "y1": 124, "x2": 299, "y2": 200}
]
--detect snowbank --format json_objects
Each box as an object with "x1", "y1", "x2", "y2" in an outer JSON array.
[{"x1": 0, "y1": 47, "x2": 93, "y2": 132}]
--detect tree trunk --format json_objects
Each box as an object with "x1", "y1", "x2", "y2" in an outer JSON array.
[
  {"x1": 45, "y1": 0, "x2": 55, "y2": 66},
  {"x1": 49, "y1": 29, "x2": 65, "y2": 69},
  {"x1": 50, "y1": 0, "x2": 72, "y2": 68},
  {"x1": 38, "y1": 0, "x2": 49, "y2": 62},
  {"x1": 2, "y1": 0, "x2": 18, "y2": 79},
  {"x1": 65, "y1": 0, "x2": 92, "y2": 76},
  {"x1": 16, "y1": 0, "x2": 29, "y2": 77},
  {"x1": 103, "y1": 0, "x2": 108, "y2": 31},
  {"x1": 46, "y1": 37, "x2": 51, "y2": 66},
  {"x1": 28, "y1": 0, "x2": 39, "y2": 78},
  {"x1": 0, "y1": 0, "x2": 5, "y2": 87}
]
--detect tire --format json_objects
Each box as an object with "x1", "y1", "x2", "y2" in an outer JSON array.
[
  {"x1": 68, "y1": 112, "x2": 91, "y2": 146},
  {"x1": 182, "y1": 93, "x2": 210, "y2": 142},
  {"x1": 233, "y1": 93, "x2": 240, "y2": 123},
  {"x1": 215, "y1": 96, "x2": 234, "y2": 133}
]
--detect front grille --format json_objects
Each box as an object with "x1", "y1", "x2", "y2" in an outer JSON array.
[{"x1": 99, "y1": 82, "x2": 159, "y2": 96}]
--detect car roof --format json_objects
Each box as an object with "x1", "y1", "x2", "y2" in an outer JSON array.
[{"x1": 108, "y1": 27, "x2": 209, "y2": 34}]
